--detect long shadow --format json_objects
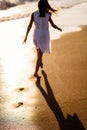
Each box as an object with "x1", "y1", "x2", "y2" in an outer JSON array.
[{"x1": 36, "y1": 70, "x2": 85, "y2": 130}]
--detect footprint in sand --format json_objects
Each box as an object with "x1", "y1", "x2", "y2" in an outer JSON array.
[
  {"x1": 14, "y1": 87, "x2": 25, "y2": 93},
  {"x1": 17, "y1": 87, "x2": 30, "y2": 93},
  {"x1": 16, "y1": 102, "x2": 23, "y2": 108},
  {"x1": 19, "y1": 88, "x2": 24, "y2": 91}
]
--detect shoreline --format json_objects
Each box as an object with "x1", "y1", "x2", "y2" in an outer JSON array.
[
  {"x1": 59, "y1": 25, "x2": 86, "y2": 39},
  {"x1": 0, "y1": 1, "x2": 87, "y2": 42}
]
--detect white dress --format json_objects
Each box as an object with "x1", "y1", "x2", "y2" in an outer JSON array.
[{"x1": 33, "y1": 10, "x2": 51, "y2": 53}]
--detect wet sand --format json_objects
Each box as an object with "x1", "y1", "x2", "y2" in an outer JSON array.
[
  {"x1": 0, "y1": 27, "x2": 87, "y2": 130},
  {"x1": 42, "y1": 27, "x2": 87, "y2": 129}
]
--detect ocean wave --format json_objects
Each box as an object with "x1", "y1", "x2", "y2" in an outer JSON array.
[
  {"x1": 0, "y1": 0, "x2": 87, "y2": 22},
  {"x1": 50, "y1": 0, "x2": 87, "y2": 8}
]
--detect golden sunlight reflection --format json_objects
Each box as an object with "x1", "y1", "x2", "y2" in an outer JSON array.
[{"x1": 0, "y1": 18, "x2": 38, "y2": 124}]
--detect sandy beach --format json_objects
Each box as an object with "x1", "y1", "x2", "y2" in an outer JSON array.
[
  {"x1": 37, "y1": 27, "x2": 87, "y2": 130},
  {"x1": 0, "y1": 1, "x2": 87, "y2": 130},
  {"x1": 0, "y1": 27, "x2": 87, "y2": 130}
]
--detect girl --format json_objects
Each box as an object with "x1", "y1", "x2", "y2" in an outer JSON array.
[{"x1": 23, "y1": 0, "x2": 62, "y2": 78}]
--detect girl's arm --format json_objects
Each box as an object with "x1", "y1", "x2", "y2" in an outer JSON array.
[
  {"x1": 23, "y1": 13, "x2": 34, "y2": 43},
  {"x1": 49, "y1": 16, "x2": 62, "y2": 32}
]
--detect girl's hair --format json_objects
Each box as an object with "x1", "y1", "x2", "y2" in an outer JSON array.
[{"x1": 38, "y1": 0, "x2": 57, "y2": 17}]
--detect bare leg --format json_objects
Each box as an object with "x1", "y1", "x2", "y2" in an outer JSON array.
[{"x1": 34, "y1": 49, "x2": 43, "y2": 77}]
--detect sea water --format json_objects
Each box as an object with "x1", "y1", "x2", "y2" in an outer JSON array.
[{"x1": 0, "y1": 0, "x2": 87, "y2": 40}]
